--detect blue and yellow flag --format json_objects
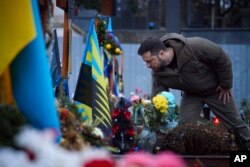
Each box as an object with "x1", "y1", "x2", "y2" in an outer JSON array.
[
  {"x1": 0, "y1": 0, "x2": 36, "y2": 75},
  {"x1": 74, "y1": 19, "x2": 111, "y2": 136},
  {"x1": 104, "y1": 17, "x2": 121, "y2": 97},
  {"x1": 0, "y1": 0, "x2": 60, "y2": 140}
]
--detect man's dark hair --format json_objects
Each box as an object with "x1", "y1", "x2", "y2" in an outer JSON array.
[{"x1": 137, "y1": 37, "x2": 166, "y2": 56}]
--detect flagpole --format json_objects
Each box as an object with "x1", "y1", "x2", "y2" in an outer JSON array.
[
  {"x1": 61, "y1": 12, "x2": 69, "y2": 78},
  {"x1": 0, "y1": 68, "x2": 14, "y2": 105},
  {"x1": 109, "y1": 58, "x2": 114, "y2": 94}
]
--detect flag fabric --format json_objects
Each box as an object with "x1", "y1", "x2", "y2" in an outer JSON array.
[
  {"x1": 103, "y1": 50, "x2": 112, "y2": 80},
  {"x1": 50, "y1": 29, "x2": 69, "y2": 98},
  {"x1": 74, "y1": 19, "x2": 111, "y2": 136},
  {"x1": 0, "y1": 0, "x2": 36, "y2": 75},
  {"x1": 104, "y1": 17, "x2": 114, "y2": 94},
  {"x1": 105, "y1": 17, "x2": 121, "y2": 97},
  {"x1": 112, "y1": 58, "x2": 120, "y2": 97},
  {"x1": 50, "y1": 29, "x2": 61, "y2": 88},
  {"x1": 107, "y1": 17, "x2": 112, "y2": 32},
  {"x1": 104, "y1": 50, "x2": 119, "y2": 97},
  {"x1": 61, "y1": 78, "x2": 70, "y2": 97},
  {"x1": 1, "y1": 0, "x2": 60, "y2": 140},
  {"x1": 75, "y1": 102, "x2": 92, "y2": 123}
]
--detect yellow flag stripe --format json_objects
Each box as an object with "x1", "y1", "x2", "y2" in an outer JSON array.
[
  {"x1": 90, "y1": 37, "x2": 102, "y2": 76},
  {"x1": 96, "y1": 81, "x2": 109, "y2": 102},
  {"x1": 94, "y1": 114, "x2": 109, "y2": 128},
  {"x1": 0, "y1": 0, "x2": 36, "y2": 75},
  {"x1": 86, "y1": 51, "x2": 92, "y2": 64},
  {"x1": 92, "y1": 38, "x2": 103, "y2": 69},
  {"x1": 95, "y1": 91, "x2": 109, "y2": 112},
  {"x1": 95, "y1": 97, "x2": 111, "y2": 121},
  {"x1": 94, "y1": 107, "x2": 111, "y2": 126}
]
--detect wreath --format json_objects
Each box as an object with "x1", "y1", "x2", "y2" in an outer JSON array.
[{"x1": 95, "y1": 16, "x2": 123, "y2": 56}]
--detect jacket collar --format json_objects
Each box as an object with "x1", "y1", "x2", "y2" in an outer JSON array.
[
  {"x1": 160, "y1": 33, "x2": 186, "y2": 44},
  {"x1": 160, "y1": 33, "x2": 192, "y2": 72}
]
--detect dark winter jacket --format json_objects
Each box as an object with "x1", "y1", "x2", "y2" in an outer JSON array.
[{"x1": 152, "y1": 33, "x2": 232, "y2": 96}]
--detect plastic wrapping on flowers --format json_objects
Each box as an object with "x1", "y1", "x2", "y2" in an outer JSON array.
[{"x1": 130, "y1": 91, "x2": 179, "y2": 152}]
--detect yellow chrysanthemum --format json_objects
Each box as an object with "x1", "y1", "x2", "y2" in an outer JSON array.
[{"x1": 152, "y1": 94, "x2": 169, "y2": 113}]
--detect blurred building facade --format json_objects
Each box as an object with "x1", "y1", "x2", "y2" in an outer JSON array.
[{"x1": 52, "y1": 0, "x2": 250, "y2": 108}]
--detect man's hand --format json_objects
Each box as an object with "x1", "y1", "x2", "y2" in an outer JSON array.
[{"x1": 216, "y1": 86, "x2": 232, "y2": 104}]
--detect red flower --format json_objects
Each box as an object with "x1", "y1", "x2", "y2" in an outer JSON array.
[
  {"x1": 84, "y1": 159, "x2": 115, "y2": 167},
  {"x1": 112, "y1": 124, "x2": 120, "y2": 134},
  {"x1": 126, "y1": 129, "x2": 135, "y2": 136},
  {"x1": 123, "y1": 111, "x2": 131, "y2": 120},
  {"x1": 60, "y1": 109, "x2": 69, "y2": 120},
  {"x1": 112, "y1": 109, "x2": 121, "y2": 118}
]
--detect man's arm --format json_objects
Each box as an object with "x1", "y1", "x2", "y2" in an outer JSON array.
[
  {"x1": 194, "y1": 37, "x2": 233, "y2": 103},
  {"x1": 152, "y1": 73, "x2": 169, "y2": 96}
]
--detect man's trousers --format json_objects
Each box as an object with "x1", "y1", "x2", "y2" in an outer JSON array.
[{"x1": 179, "y1": 92, "x2": 250, "y2": 150}]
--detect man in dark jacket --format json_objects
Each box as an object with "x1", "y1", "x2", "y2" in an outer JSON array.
[{"x1": 137, "y1": 33, "x2": 250, "y2": 150}]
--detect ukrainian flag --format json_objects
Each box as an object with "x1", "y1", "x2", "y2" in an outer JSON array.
[
  {"x1": 74, "y1": 19, "x2": 111, "y2": 136},
  {"x1": 0, "y1": 0, "x2": 60, "y2": 139}
]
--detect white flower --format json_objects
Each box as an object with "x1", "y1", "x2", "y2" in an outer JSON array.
[
  {"x1": 0, "y1": 127, "x2": 114, "y2": 167},
  {"x1": 142, "y1": 99, "x2": 151, "y2": 105},
  {"x1": 0, "y1": 148, "x2": 33, "y2": 167},
  {"x1": 91, "y1": 127, "x2": 104, "y2": 139},
  {"x1": 14, "y1": 126, "x2": 83, "y2": 167},
  {"x1": 130, "y1": 92, "x2": 135, "y2": 96}
]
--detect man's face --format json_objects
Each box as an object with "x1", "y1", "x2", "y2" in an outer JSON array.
[
  {"x1": 141, "y1": 48, "x2": 175, "y2": 71},
  {"x1": 141, "y1": 51, "x2": 161, "y2": 71}
]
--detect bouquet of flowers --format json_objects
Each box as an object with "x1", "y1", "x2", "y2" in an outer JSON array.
[
  {"x1": 143, "y1": 91, "x2": 178, "y2": 132},
  {"x1": 129, "y1": 91, "x2": 178, "y2": 152}
]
